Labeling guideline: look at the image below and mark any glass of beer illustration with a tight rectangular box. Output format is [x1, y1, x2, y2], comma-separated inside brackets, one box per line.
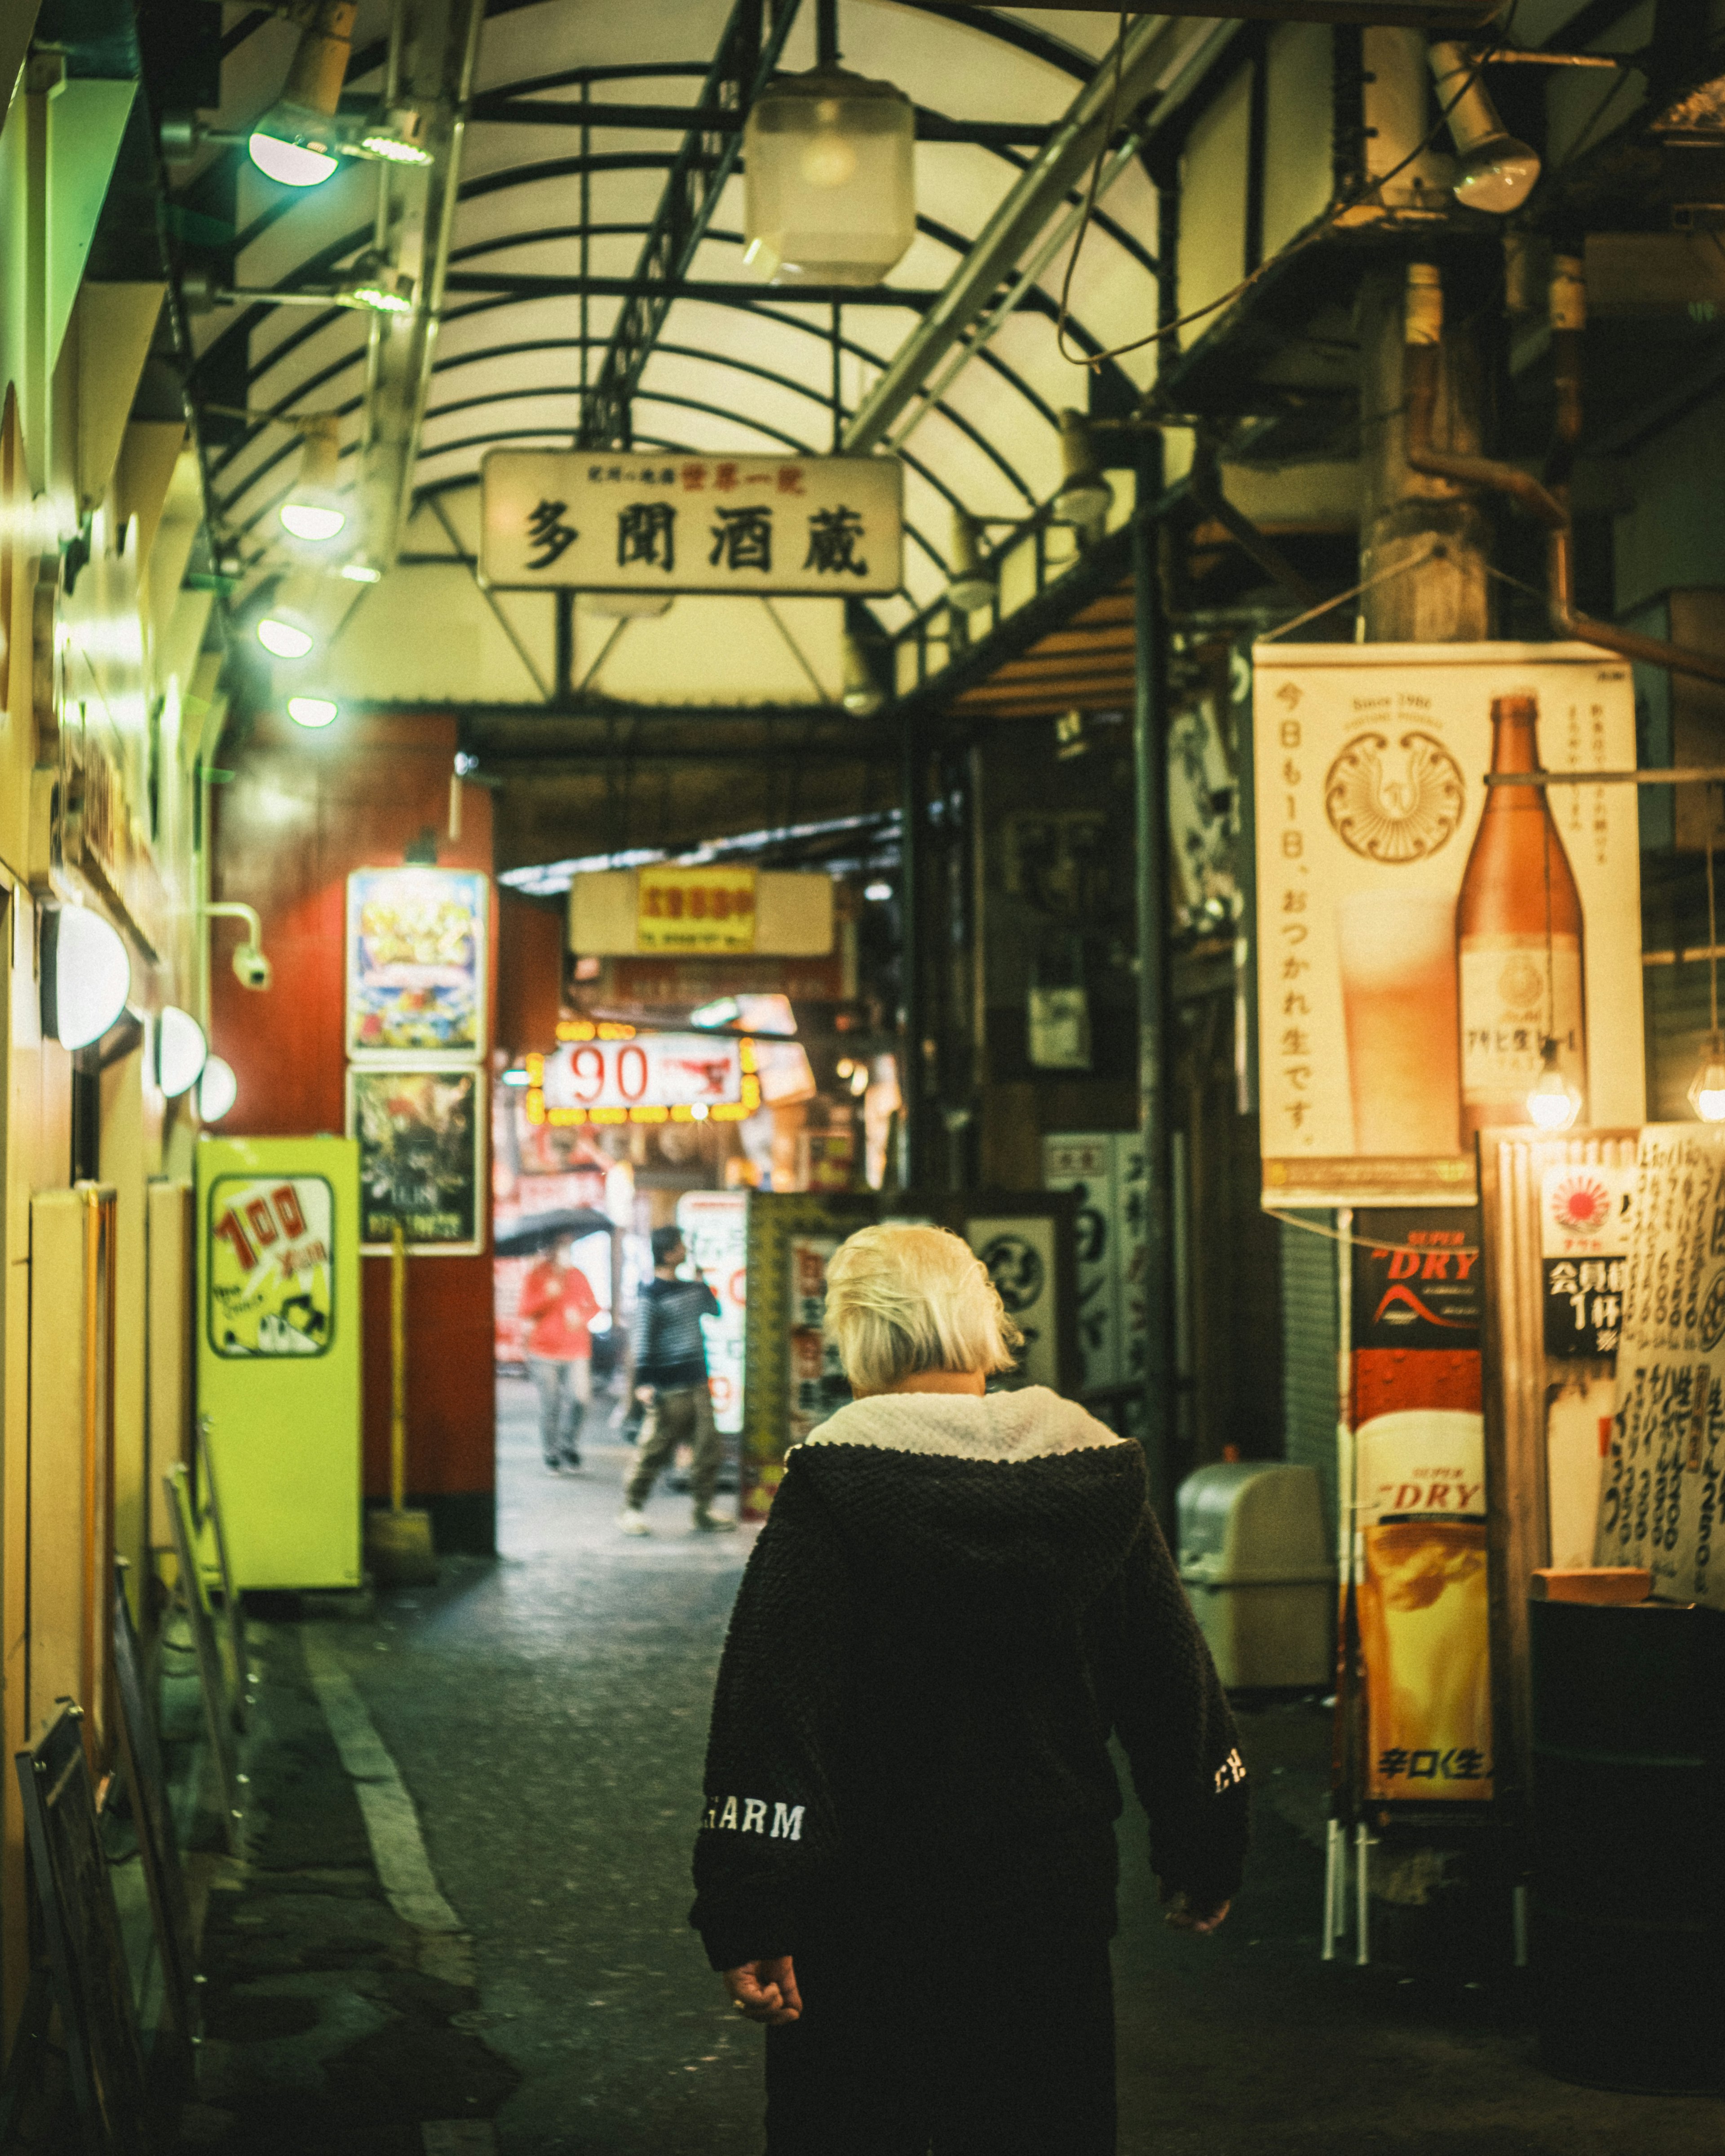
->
[1337, 891, 1461, 1156]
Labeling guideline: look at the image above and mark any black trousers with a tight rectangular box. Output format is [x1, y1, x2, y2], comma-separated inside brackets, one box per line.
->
[763, 1924, 1116, 2156]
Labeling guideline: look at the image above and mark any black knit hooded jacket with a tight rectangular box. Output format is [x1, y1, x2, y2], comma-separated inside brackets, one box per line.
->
[690, 1387, 1248, 1972]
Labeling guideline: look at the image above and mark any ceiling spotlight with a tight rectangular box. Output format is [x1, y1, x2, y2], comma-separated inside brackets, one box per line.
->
[337, 250, 414, 315]
[287, 695, 339, 729]
[1053, 411, 1113, 530]
[43, 907, 132, 1050]
[156, 1006, 209, 1099]
[1428, 41, 1540, 215]
[743, 66, 916, 287]
[840, 629, 885, 717]
[947, 512, 995, 612]
[358, 107, 433, 166]
[247, 0, 356, 189]
[257, 613, 316, 660]
[340, 560, 382, 583]
[198, 1055, 239, 1123]
[279, 415, 346, 543]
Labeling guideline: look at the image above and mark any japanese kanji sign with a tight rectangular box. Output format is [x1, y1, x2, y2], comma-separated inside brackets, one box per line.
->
[1540, 1162, 1633, 1359]
[479, 450, 902, 595]
[1252, 642, 1645, 1209]
[638, 865, 757, 953]
[1596, 1126, 1725, 1611]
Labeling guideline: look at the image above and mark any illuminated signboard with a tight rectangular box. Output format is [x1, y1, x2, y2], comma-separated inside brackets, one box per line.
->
[525, 1023, 761, 1127]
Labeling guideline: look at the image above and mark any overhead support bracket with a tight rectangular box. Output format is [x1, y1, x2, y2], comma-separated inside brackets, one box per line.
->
[580, 0, 804, 451]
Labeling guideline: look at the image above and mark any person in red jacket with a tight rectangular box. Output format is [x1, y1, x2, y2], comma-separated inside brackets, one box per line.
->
[519, 1236, 601, 1471]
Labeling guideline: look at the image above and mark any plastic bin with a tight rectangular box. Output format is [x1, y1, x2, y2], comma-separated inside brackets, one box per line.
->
[1176, 1462, 1334, 1689]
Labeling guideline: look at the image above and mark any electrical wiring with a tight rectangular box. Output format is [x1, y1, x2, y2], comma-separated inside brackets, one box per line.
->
[1055, 3, 1524, 376]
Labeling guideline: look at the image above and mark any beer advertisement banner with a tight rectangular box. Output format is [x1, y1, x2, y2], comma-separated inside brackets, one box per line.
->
[1350, 1211, 1492, 1802]
[1596, 1126, 1725, 1610]
[1252, 643, 1644, 1209]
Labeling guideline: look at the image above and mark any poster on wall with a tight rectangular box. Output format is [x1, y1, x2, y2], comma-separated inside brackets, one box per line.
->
[346, 1065, 485, 1254]
[346, 866, 489, 1061]
[206, 1175, 335, 1357]
[1349, 1210, 1491, 1803]
[678, 1192, 748, 1436]
[1252, 644, 1644, 1208]
[1596, 1126, 1725, 1610]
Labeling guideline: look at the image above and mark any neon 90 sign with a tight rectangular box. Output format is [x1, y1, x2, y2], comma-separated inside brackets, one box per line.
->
[524, 1032, 760, 1128]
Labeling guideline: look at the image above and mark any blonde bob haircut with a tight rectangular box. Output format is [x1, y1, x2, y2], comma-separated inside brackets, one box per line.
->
[823, 1222, 1022, 1391]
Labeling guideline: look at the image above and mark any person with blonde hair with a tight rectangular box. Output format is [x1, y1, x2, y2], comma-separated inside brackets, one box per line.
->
[690, 1220, 1247, 2155]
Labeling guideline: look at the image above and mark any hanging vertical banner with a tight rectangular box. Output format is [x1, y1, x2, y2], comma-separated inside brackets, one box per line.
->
[1596, 1126, 1725, 1610]
[677, 1191, 748, 1437]
[1351, 1209, 1492, 1802]
[1252, 644, 1643, 1208]
[1042, 1135, 1120, 1393]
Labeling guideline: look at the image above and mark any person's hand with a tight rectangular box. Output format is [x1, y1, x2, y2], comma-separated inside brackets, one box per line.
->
[1163, 1890, 1230, 1935]
[724, 1956, 802, 2026]
[634, 1385, 655, 1405]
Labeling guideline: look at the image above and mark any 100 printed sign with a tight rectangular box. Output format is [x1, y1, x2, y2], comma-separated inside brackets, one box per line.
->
[480, 449, 903, 595]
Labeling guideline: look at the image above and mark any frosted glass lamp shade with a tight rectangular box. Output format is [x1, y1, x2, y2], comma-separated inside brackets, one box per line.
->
[156, 1006, 208, 1098]
[744, 68, 915, 288]
[43, 907, 132, 1049]
[199, 1056, 239, 1123]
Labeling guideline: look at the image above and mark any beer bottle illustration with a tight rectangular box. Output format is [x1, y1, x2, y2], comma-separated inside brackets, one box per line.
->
[1456, 693, 1585, 1142]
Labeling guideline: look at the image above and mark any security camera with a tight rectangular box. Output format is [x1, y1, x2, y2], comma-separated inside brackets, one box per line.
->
[233, 944, 273, 992]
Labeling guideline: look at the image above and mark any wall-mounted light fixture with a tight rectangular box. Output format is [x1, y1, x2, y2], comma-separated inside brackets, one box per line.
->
[43, 907, 132, 1050]
[1053, 411, 1113, 531]
[199, 1055, 239, 1123]
[156, 1007, 209, 1098]
[257, 610, 317, 660]
[288, 694, 340, 729]
[946, 512, 996, 612]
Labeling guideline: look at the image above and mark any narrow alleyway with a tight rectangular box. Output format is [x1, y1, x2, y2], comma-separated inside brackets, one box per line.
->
[184, 1385, 1725, 2154]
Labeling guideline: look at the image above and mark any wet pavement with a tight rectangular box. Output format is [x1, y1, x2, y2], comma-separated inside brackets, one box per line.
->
[180, 1376, 1725, 2153]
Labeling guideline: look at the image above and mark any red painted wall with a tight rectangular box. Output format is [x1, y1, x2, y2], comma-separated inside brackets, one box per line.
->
[210, 711, 497, 1549]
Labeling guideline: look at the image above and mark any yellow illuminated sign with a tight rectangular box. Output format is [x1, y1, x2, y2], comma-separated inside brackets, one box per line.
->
[637, 866, 757, 952]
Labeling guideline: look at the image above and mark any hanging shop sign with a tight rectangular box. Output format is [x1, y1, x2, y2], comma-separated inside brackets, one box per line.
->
[346, 1065, 485, 1254]
[346, 866, 489, 1061]
[1596, 1126, 1725, 1611]
[638, 865, 757, 953]
[1043, 1135, 1121, 1395]
[1541, 1161, 1633, 1360]
[968, 1214, 1062, 1392]
[524, 1030, 757, 1127]
[479, 449, 903, 596]
[1251, 643, 1644, 1208]
[206, 1175, 335, 1357]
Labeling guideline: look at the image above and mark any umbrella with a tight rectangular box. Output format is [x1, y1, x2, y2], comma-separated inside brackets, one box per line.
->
[494, 1206, 615, 1257]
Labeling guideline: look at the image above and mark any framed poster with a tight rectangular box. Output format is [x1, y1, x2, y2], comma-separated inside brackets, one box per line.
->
[346, 866, 489, 1062]
[1252, 643, 1644, 1207]
[345, 1065, 485, 1254]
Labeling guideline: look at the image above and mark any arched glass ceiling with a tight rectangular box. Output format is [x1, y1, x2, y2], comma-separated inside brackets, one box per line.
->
[189, 1, 1172, 686]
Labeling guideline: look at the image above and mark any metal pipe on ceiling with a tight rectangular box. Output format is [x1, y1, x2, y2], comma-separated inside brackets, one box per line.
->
[843, 12, 1235, 454]
[349, 0, 485, 578]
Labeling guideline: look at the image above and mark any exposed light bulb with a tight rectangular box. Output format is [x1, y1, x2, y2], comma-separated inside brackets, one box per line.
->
[864, 880, 892, 902]
[280, 500, 345, 543]
[1526, 1038, 1582, 1132]
[257, 615, 316, 659]
[1689, 1035, 1725, 1123]
[248, 129, 340, 187]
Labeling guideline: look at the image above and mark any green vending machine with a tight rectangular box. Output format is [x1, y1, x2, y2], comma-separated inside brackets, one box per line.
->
[195, 1136, 363, 1589]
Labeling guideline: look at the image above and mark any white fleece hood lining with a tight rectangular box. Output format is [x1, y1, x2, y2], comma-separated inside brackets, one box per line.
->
[797, 1385, 1127, 1465]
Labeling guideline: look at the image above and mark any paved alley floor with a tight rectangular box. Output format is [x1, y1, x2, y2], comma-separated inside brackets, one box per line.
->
[184, 1376, 1724, 2154]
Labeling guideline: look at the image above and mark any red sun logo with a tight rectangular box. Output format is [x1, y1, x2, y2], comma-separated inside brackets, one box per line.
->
[1551, 1174, 1610, 1234]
